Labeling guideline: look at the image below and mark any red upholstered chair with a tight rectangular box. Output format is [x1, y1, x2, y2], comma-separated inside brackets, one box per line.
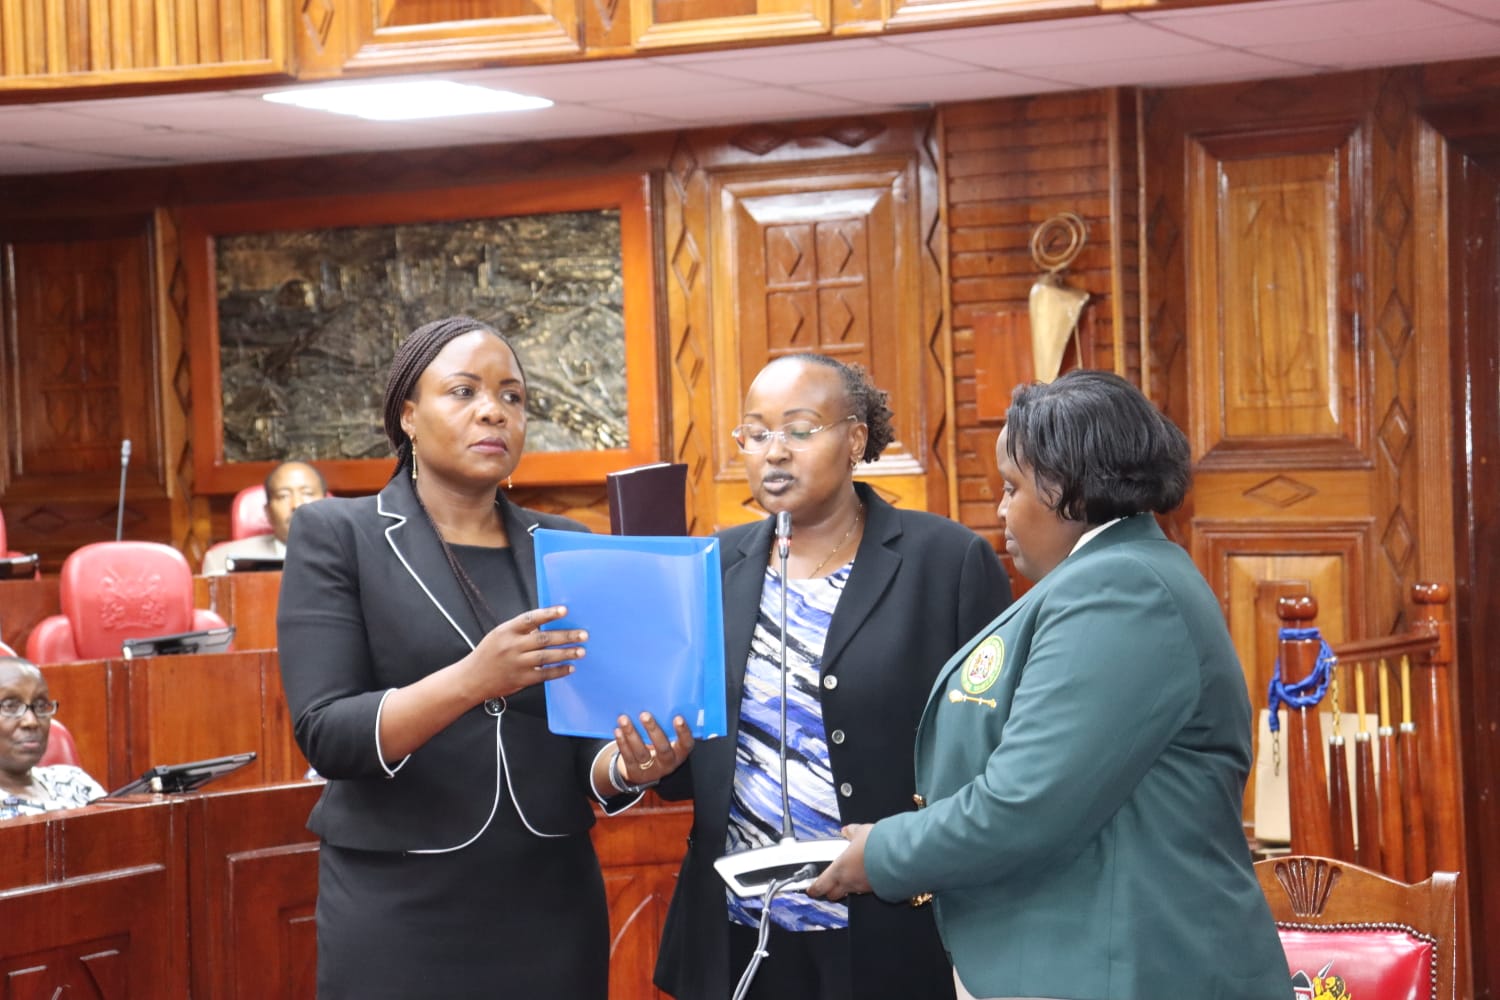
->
[23, 541, 231, 664]
[231, 485, 273, 539]
[1256, 855, 1458, 1000]
[38, 718, 81, 768]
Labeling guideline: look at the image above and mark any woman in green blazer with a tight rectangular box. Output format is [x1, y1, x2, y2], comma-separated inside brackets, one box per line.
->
[810, 369, 1291, 1000]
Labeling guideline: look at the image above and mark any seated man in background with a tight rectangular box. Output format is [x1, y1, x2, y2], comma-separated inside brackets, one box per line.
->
[0, 655, 105, 819]
[202, 461, 328, 576]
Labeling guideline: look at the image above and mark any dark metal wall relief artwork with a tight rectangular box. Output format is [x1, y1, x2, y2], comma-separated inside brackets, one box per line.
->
[183, 174, 660, 493]
[214, 210, 625, 463]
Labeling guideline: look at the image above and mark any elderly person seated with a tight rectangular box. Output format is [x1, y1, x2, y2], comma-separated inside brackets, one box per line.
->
[201, 460, 328, 575]
[0, 655, 105, 820]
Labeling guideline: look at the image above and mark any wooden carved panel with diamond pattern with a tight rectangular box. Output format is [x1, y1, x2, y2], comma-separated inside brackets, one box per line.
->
[711, 162, 927, 499]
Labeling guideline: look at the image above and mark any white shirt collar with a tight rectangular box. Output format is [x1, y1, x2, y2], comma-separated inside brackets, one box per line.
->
[1069, 516, 1127, 556]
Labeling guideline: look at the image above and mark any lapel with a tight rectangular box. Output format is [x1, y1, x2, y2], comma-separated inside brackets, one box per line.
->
[377, 476, 544, 649]
[820, 483, 901, 674]
[722, 518, 773, 727]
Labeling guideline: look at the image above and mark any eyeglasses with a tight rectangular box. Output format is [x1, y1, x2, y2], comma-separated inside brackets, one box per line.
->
[732, 415, 857, 454]
[0, 697, 59, 720]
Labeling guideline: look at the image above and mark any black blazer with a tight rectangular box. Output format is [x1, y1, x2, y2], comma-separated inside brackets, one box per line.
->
[277, 474, 620, 853]
[653, 483, 1012, 1000]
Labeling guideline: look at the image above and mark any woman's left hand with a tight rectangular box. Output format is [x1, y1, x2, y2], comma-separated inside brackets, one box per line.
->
[807, 823, 873, 900]
[613, 711, 695, 786]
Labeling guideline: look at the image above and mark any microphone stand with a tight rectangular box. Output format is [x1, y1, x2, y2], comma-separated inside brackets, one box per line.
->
[714, 510, 848, 899]
[115, 439, 131, 542]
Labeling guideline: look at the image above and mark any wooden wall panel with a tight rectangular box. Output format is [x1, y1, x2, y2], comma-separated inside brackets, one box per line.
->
[0, 219, 171, 571]
[0, 0, 285, 88]
[341, 0, 581, 71]
[629, 0, 830, 50]
[940, 92, 1125, 568]
[1186, 127, 1365, 469]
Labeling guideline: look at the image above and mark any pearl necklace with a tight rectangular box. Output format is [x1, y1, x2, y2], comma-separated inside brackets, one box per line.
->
[809, 505, 864, 577]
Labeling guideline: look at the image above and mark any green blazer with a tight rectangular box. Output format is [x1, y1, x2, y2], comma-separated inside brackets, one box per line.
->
[864, 515, 1291, 1000]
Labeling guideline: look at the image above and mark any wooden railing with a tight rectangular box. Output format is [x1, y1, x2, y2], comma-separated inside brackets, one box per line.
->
[1274, 582, 1462, 882]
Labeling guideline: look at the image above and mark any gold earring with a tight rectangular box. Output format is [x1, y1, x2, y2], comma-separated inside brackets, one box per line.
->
[850, 456, 858, 472]
[410, 441, 419, 481]
[505, 476, 513, 490]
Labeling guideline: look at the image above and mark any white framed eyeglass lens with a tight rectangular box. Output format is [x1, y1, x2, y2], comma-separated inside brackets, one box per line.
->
[731, 414, 857, 454]
[0, 697, 59, 719]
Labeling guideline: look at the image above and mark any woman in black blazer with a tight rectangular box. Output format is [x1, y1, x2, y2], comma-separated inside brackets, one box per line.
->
[653, 355, 1012, 1000]
[278, 316, 693, 999]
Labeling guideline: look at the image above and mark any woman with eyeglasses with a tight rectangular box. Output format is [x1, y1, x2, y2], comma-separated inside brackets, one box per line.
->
[653, 354, 1013, 1000]
[0, 655, 104, 820]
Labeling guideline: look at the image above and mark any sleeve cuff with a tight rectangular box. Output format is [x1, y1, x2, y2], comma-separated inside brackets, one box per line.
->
[374, 688, 412, 777]
[589, 743, 643, 815]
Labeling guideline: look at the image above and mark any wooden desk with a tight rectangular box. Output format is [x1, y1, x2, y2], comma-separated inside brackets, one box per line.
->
[0, 799, 189, 996]
[186, 782, 322, 999]
[41, 650, 307, 791]
[593, 798, 693, 999]
[0, 574, 60, 655]
[196, 570, 282, 651]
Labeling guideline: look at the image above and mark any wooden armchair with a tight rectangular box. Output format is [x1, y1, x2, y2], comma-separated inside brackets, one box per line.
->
[1274, 582, 1461, 882]
[1257, 855, 1458, 1000]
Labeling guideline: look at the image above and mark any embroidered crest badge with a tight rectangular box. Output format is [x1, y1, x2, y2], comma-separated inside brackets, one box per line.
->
[960, 635, 1004, 695]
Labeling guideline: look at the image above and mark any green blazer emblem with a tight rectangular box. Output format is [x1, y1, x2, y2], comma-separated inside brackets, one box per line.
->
[960, 635, 1005, 695]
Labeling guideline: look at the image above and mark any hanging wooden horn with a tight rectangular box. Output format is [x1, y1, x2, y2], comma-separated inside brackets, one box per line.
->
[1028, 212, 1090, 383]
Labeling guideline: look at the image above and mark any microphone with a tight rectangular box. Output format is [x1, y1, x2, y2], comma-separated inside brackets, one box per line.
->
[713, 509, 848, 899]
[115, 439, 131, 542]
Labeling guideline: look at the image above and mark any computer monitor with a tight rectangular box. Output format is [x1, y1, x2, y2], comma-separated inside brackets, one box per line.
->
[120, 625, 236, 659]
[225, 555, 283, 573]
[103, 751, 257, 797]
[0, 554, 39, 579]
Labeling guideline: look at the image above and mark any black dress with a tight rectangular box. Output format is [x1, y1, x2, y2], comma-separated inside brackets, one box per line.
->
[315, 546, 610, 1000]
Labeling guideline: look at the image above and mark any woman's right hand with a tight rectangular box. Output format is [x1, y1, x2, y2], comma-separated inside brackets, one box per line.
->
[466, 605, 586, 700]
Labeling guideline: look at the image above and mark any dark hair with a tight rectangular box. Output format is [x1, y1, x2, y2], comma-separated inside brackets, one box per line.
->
[380, 316, 526, 634]
[1004, 369, 1190, 522]
[382, 315, 524, 480]
[263, 460, 326, 496]
[774, 353, 894, 462]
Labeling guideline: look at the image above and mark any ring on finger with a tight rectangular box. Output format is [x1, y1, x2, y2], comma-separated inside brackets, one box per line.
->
[637, 757, 656, 771]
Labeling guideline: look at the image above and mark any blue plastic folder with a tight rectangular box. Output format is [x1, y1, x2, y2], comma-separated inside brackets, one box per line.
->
[533, 529, 727, 740]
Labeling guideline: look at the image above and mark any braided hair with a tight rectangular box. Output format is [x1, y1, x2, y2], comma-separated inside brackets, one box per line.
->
[382, 315, 526, 481]
[773, 353, 895, 462]
[381, 315, 527, 633]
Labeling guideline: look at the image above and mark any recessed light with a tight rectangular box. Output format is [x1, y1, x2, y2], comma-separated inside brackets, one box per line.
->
[262, 80, 552, 121]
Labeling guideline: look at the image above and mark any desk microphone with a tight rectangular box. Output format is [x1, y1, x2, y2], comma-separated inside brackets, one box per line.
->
[713, 510, 848, 898]
[115, 439, 131, 542]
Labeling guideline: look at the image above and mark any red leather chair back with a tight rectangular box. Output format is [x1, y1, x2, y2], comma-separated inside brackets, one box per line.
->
[62, 542, 199, 660]
[38, 718, 81, 768]
[231, 486, 272, 540]
[0, 506, 6, 552]
[1280, 927, 1434, 999]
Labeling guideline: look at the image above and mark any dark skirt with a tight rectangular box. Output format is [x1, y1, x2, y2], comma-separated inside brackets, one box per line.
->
[315, 801, 608, 1000]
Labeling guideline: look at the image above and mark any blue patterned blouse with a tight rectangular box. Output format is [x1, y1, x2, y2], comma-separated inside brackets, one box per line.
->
[725, 561, 852, 931]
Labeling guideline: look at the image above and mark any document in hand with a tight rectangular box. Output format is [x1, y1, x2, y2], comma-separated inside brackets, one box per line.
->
[533, 528, 728, 740]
